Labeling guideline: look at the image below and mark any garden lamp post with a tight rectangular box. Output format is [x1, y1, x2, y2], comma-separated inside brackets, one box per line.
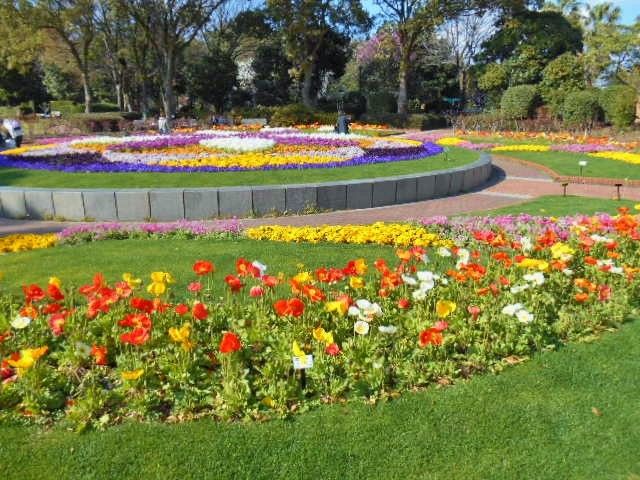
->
[578, 160, 587, 181]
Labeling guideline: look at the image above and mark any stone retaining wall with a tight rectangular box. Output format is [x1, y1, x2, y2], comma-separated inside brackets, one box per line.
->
[0, 154, 492, 221]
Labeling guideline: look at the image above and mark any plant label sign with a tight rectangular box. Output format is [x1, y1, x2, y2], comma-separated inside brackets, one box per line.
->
[292, 355, 314, 370]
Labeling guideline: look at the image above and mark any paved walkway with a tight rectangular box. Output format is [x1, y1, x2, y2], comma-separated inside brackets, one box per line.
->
[1, 156, 638, 235]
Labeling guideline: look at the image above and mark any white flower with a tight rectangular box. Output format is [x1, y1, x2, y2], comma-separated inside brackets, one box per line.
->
[199, 137, 275, 152]
[510, 284, 530, 294]
[401, 274, 418, 286]
[378, 325, 398, 334]
[523, 272, 545, 286]
[11, 315, 31, 329]
[590, 234, 611, 243]
[75, 342, 92, 357]
[502, 303, 524, 316]
[515, 309, 534, 324]
[354, 320, 370, 335]
[252, 260, 267, 275]
[520, 236, 533, 252]
[416, 271, 437, 282]
[456, 248, 470, 268]
[610, 266, 624, 275]
[562, 269, 574, 276]
[412, 289, 427, 301]
[349, 300, 383, 321]
[420, 254, 430, 264]
[437, 247, 452, 257]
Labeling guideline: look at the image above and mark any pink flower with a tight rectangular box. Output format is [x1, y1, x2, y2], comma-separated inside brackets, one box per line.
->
[187, 282, 202, 293]
[433, 321, 449, 332]
[250, 286, 265, 297]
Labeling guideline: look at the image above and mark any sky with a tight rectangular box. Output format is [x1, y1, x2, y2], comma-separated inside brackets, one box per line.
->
[363, 1, 639, 26]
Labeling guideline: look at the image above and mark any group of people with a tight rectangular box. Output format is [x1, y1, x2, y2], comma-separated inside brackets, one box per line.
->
[0, 118, 23, 148]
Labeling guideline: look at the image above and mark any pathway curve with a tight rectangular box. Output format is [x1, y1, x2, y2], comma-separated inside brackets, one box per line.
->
[1, 155, 638, 235]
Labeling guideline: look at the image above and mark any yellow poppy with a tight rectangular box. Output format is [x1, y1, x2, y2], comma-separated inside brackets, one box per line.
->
[121, 369, 144, 381]
[436, 300, 457, 318]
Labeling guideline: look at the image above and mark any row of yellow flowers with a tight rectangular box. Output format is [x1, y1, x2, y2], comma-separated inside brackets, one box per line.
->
[245, 223, 452, 247]
[589, 151, 640, 165]
[0, 233, 57, 253]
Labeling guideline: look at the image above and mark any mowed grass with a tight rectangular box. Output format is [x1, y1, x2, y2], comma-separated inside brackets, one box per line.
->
[0, 148, 477, 188]
[496, 150, 640, 180]
[1, 316, 638, 479]
[476, 195, 637, 217]
[0, 238, 396, 295]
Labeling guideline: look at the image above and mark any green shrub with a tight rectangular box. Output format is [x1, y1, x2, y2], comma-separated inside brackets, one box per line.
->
[599, 85, 637, 129]
[540, 53, 586, 117]
[91, 102, 120, 113]
[500, 85, 539, 120]
[232, 105, 276, 120]
[314, 112, 338, 125]
[342, 91, 367, 118]
[562, 90, 601, 130]
[269, 103, 315, 126]
[366, 91, 397, 114]
[50, 100, 83, 115]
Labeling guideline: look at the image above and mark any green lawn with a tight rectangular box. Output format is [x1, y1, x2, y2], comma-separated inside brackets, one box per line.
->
[477, 195, 637, 217]
[0, 148, 477, 188]
[0, 238, 396, 295]
[497, 150, 640, 180]
[1, 315, 638, 479]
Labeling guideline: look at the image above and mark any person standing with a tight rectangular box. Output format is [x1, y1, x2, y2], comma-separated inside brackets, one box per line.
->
[3, 118, 23, 147]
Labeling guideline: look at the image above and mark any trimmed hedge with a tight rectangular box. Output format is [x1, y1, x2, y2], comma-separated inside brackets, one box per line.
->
[562, 90, 601, 131]
[599, 85, 637, 129]
[500, 85, 539, 120]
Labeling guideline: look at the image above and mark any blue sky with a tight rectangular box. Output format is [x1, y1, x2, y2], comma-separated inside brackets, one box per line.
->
[363, 1, 639, 25]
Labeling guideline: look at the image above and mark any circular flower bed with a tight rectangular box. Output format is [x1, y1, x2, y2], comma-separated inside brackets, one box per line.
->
[0, 129, 443, 173]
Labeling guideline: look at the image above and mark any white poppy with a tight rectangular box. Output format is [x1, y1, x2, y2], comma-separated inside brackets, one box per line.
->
[10, 315, 31, 329]
[354, 320, 370, 335]
[378, 325, 398, 334]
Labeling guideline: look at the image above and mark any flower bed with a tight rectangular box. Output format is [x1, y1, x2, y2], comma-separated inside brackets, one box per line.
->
[1, 210, 639, 427]
[0, 129, 444, 174]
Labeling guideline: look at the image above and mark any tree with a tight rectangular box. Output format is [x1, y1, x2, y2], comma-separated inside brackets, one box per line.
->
[539, 52, 585, 116]
[118, 0, 230, 117]
[373, 0, 469, 115]
[185, 46, 237, 112]
[18, 0, 97, 113]
[441, 10, 495, 103]
[251, 42, 293, 105]
[268, 0, 370, 108]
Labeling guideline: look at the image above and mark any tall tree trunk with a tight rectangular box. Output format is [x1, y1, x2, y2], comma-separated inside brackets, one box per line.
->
[81, 70, 92, 114]
[162, 52, 176, 117]
[397, 56, 409, 115]
[301, 62, 315, 108]
[140, 78, 148, 120]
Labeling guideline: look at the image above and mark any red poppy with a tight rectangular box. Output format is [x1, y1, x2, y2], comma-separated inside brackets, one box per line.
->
[91, 345, 108, 365]
[225, 274, 244, 292]
[87, 297, 110, 319]
[273, 298, 305, 317]
[325, 343, 341, 356]
[0, 331, 10, 343]
[302, 285, 325, 302]
[468, 305, 481, 321]
[48, 313, 67, 337]
[193, 260, 215, 276]
[119, 313, 152, 329]
[419, 327, 443, 347]
[598, 285, 611, 302]
[79, 273, 106, 298]
[315, 267, 345, 284]
[120, 327, 150, 346]
[192, 302, 208, 320]
[236, 258, 260, 277]
[261, 275, 278, 288]
[188, 281, 202, 293]
[114, 281, 133, 298]
[397, 298, 411, 309]
[152, 298, 170, 314]
[47, 284, 65, 301]
[22, 284, 45, 303]
[250, 286, 265, 297]
[174, 303, 189, 315]
[1, 359, 14, 380]
[42, 302, 62, 315]
[130, 297, 155, 314]
[219, 332, 242, 354]
[20, 303, 39, 319]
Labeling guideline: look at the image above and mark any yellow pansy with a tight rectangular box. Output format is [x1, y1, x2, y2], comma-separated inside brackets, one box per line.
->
[312, 327, 334, 345]
[121, 369, 144, 381]
[550, 242, 575, 260]
[436, 300, 457, 318]
[122, 272, 142, 288]
[349, 276, 365, 289]
[169, 323, 193, 351]
[7, 346, 48, 372]
[517, 258, 550, 271]
[147, 282, 167, 296]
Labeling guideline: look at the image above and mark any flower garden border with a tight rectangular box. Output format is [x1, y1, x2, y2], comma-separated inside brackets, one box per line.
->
[0, 154, 492, 221]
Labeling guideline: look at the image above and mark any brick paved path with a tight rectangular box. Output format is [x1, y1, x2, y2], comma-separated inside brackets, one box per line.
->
[1, 155, 638, 235]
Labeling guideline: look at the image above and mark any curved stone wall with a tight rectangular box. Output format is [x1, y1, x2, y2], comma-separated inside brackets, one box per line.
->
[0, 154, 492, 221]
